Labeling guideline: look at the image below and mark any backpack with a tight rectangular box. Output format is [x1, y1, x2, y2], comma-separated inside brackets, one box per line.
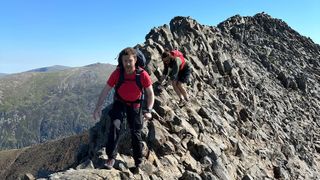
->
[115, 48, 147, 105]
[135, 48, 146, 68]
[170, 50, 186, 70]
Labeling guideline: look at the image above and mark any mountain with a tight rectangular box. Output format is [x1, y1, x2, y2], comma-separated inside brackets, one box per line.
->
[1, 13, 320, 179]
[0, 65, 69, 78]
[0, 63, 115, 150]
[26, 65, 71, 73]
[0, 73, 7, 78]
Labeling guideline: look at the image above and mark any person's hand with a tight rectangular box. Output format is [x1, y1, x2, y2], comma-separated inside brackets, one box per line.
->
[156, 84, 164, 92]
[159, 76, 165, 84]
[93, 106, 102, 120]
[143, 112, 152, 120]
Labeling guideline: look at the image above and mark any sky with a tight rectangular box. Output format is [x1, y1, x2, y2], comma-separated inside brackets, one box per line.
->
[0, 0, 319, 74]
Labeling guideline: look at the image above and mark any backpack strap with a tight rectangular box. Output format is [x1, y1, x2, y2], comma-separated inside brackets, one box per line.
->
[114, 67, 125, 93]
[179, 57, 186, 70]
[135, 67, 143, 91]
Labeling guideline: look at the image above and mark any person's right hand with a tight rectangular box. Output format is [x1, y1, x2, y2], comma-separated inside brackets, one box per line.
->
[143, 112, 152, 120]
[93, 106, 102, 120]
[156, 84, 163, 92]
[159, 76, 165, 84]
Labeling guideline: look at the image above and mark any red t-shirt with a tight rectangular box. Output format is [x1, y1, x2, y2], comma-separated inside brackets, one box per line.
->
[107, 68, 152, 103]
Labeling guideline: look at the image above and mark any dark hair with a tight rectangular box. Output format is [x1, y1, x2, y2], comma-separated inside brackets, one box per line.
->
[118, 47, 137, 66]
[161, 48, 171, 59]
[119, 47, 137, 59]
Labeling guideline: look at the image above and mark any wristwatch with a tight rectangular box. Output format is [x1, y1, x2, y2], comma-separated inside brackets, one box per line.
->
[143, 108, 152, 113]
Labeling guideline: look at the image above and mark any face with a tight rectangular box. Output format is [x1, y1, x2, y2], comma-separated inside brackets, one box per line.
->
[162, 56, 170, 64]
[122, 54, 136, 73]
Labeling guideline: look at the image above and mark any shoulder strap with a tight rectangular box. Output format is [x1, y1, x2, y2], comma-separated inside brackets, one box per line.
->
[115, 67, 124, 92]
[135, 68, 145, 107]
[135, 68, 143, 91]
[115, 67, 143, 92]
[179, 57, 186, 70]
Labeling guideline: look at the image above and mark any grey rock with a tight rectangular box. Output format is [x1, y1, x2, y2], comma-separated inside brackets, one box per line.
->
[242, 174, 254, 180]
[179, 170, 202, 180]
[76, 159, 94, 170]
[22, 173, 35, 180]
[212, 158, 231, 180]
[201, 172, 219, 180]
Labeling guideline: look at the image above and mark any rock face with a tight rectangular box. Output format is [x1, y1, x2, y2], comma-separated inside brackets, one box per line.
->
[1, 13, 319, 179]
[74, 13, 320, 179]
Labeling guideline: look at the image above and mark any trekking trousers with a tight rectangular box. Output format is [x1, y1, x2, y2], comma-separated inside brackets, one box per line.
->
[106, 100, 143, 166]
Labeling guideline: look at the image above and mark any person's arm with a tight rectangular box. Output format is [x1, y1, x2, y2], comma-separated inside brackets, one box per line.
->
[93, 84, 112, 120]
[160, 65, 169, 83]
[163, 65, 169, 76]
[143, 85, 154, 120]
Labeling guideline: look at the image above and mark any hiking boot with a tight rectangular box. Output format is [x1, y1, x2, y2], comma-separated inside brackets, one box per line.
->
[104, 158, 115, 169]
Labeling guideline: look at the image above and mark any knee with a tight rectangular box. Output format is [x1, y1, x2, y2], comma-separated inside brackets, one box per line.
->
[177, 82, 183, 88]
[172, 80, 177, 87]
[113, 119, 121, 130]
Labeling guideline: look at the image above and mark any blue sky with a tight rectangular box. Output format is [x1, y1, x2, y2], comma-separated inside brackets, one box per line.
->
[0, 0, 319, 74]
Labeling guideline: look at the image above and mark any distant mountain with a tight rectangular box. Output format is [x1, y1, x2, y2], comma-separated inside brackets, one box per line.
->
[0, 63, 115, 150]
[26, 65, 71, 73]
[0, 73, 7, 78]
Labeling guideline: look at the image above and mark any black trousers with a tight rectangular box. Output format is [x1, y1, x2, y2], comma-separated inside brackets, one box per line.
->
[178, 64, 191, 83]
[106, 100, 143, 166]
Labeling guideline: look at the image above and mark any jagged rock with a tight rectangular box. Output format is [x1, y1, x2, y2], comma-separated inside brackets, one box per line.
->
[212, 158, 232, 180]
[22, 173, 35, 180]
[48, 168, 124, 180]
[201, 171, 219, 180]
[76, 159, 94, 170]
[273, 165, 283, 179]
[147, 120, 171, 156]
[223, 59, 234, 75]
[187, 138, 212, 160]
[179, 170, 202, 180]
[198, 107, 211, 119]
[239, 108, 250, 121]
[295, 73, 308, 92]
[181, 151, 202, 173]
[242, 174, 253, 180]
[235, 142, 246, 157]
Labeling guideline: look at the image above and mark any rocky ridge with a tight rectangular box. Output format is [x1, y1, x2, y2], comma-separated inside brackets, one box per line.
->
[2, 13, 320, 179]
[51, 13, 320, 179]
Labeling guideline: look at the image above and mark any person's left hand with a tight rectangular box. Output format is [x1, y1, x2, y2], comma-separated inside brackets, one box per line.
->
[159, 76, 165, 84]
[143, 112, 152, 120]
[93, 106, 102, 120]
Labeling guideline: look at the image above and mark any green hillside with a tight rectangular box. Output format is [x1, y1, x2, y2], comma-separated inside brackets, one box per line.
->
[0, 63, 115, 150]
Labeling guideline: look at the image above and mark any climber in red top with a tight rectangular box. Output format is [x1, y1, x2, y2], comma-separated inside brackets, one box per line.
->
[159, 48, 191, 106]
[93, 47, 154, 174]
